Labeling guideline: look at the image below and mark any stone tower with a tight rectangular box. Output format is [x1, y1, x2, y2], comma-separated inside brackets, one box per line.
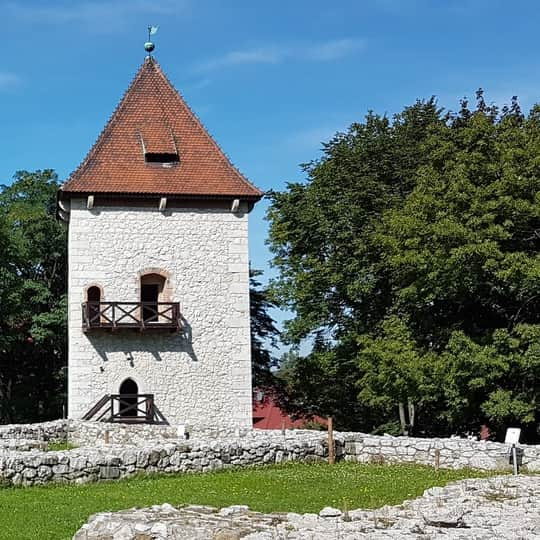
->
[58, 57, 262, 429]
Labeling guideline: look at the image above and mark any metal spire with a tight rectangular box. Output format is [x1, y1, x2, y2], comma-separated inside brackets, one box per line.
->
[144, 25, 159, 57]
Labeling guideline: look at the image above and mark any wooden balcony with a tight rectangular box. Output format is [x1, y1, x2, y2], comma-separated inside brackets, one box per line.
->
[81, 394, 168, 424]
[82, 301, 181, 332]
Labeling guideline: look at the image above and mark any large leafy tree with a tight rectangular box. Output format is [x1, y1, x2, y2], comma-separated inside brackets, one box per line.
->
[0, 170, 67, 423]
[268, 92, 540, 439]
[356, 316, 437, 435]
[378, 94, 540, 347]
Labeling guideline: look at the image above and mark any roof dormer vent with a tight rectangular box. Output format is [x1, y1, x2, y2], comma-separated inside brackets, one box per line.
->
[139, 125, 179, 167]
[144, 152, 179, 165]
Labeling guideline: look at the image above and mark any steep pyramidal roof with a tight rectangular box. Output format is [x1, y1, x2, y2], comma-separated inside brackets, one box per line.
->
[60, 57, 262, 200]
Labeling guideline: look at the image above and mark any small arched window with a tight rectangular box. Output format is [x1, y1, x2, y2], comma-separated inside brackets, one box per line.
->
[86, 286, 101, 326]
[119, 378, 139, 418]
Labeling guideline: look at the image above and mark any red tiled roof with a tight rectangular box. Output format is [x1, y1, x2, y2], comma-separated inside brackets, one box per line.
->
[252, 394, 328, 430]
[60, 57, 263, 199]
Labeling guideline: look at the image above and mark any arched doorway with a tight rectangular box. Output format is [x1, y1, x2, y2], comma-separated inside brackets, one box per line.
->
[140, 273, 166, 322]
[86, 286, 101, 326]
[119, 378, 138, 418]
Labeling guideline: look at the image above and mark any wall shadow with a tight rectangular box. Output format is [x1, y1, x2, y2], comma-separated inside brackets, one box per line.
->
[86, 316, 198, 364]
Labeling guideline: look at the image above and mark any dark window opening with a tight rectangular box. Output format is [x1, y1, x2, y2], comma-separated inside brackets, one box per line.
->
[87, 286, 101, 325]
[140, 273, 166, 323]
[119, 378, 138, 417]
[145, 152, 179, 164]
[141, 284, 160, 322]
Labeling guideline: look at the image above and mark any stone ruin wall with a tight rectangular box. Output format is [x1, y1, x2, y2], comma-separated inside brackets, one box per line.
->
[0, 420, 538, 487]
[67, 421, 253, 446]
[0, 420, 67, 442]
[74, 475, 540, 539]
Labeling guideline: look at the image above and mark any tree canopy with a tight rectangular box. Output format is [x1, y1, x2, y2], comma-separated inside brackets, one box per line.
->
[0, 170, 67, 422]
[269, 91, 540, 440]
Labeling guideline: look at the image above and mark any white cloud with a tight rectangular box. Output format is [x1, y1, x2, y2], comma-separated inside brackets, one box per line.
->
[196, 38, 365, 73]
[2, 0, 185, 27]
[0, 72, 21, 90]
[306, 38, 365, 61]
[197, 48, 281, 72]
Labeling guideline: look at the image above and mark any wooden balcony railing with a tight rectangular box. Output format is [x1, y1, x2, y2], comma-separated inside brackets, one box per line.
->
[82, 301, 181, 332]
[81, 394, 168, 424]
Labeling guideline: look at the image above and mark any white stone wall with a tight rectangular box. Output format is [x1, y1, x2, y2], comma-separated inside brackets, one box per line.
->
[0, 420, 67, 441]
[0, 422, 539, 486]
[342, 433, 540, 471]
[67, 199, 252, 429]
[68, 420, 251, 446]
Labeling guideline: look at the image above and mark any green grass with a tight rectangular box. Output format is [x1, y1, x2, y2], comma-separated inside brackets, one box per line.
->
[0, 462, 494, 540]
[45, 442, 77, 452]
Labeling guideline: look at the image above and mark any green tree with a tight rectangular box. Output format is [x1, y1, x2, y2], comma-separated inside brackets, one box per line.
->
[250, 268, 280, 388]
[435, 325, 540, 439]
[276, 344, 375, 430]
[268, 91, 540, 439]
[356, 316, 438, 435]
[378, 93, 540, 348]
[0, 170, 67, 422]
[267, 98, 443, 344]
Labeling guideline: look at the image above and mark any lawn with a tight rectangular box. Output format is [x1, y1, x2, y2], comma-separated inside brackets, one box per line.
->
[0, 462, 494, 540]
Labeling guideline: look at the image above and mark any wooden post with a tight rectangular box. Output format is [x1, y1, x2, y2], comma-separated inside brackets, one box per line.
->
[328, 417, 335, 465]
[434, 448, 440, 470]
[104, 430, 110, 444]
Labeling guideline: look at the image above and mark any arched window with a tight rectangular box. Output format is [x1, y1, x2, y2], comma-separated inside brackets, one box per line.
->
[86, 286, 101, 326]
[119, 378, 138, 418]
[140, 273, 166, 322]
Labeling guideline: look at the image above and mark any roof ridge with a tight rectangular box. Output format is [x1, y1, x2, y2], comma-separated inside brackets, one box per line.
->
[150, 60, 263, 196]
[63, 58, 152, 190]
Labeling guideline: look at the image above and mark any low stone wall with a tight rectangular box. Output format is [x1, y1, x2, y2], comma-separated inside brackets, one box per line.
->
[342, 433, 540, 471]
[68, 422, 181, 447]
[0, 439, 47, 452]
[0, 422, 538, 487]
[0, 432, 329, 486]
[67, 420, 251, 446]
[0, 420, 68, 442]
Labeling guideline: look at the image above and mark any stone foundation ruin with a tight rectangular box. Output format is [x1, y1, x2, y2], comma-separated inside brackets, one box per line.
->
[0, 420, 537, 487]
[74, 475, 540, 539]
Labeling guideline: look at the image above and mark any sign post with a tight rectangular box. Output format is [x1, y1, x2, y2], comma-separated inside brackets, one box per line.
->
[328, 417, 335, 465]
[504, 428, 521, 475]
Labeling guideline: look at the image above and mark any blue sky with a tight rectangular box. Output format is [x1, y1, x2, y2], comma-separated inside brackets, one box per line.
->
[2, 0, 540, 336]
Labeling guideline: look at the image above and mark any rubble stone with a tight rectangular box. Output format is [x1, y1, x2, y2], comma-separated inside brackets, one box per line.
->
[74, 475, 540, 539]
[0, 420, 537, 487]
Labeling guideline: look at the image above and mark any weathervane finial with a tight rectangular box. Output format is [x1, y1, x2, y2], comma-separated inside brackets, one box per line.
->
[144, 25, 159, 57]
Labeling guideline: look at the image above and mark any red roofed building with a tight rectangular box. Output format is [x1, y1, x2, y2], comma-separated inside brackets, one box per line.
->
[253, 390, 328, 430]
[60, 48, 262, 430]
